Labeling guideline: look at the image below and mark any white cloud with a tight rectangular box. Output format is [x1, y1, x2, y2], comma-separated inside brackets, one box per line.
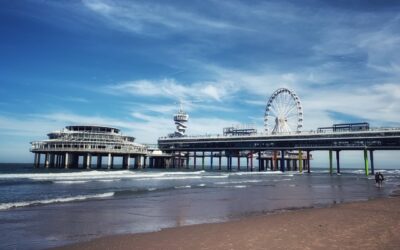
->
[82, 0, 246, 35]
[100, 60, 400, 132]
[106, 78, 238, 102]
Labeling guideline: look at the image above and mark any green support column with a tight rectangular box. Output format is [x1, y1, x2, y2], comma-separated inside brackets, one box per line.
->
[329, 150, 333, 174]
[364, 149, 369, 176]
[298, 149, 303, 173]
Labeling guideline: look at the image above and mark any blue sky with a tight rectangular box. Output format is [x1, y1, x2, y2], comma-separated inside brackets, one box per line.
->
[1, 0, 400, 163]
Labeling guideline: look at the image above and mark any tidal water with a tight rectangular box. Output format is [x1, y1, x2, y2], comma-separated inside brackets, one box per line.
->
[1, 164, 399, 249]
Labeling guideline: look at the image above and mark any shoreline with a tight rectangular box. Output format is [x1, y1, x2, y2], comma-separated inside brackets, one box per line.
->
[55, 195, 400, 250]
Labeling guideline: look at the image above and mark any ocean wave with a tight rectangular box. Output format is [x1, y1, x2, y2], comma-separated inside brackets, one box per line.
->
[230, 171, 283, 176]
[174, 185, 191, 189]
[97, 179, 120, 182]
[136, 176, 202, 181]
[204, 175, 229, 179]
[215, 180, 263, 185]
[163, 170, 206, 175]
[380, 170, 400, 175]
[0, 170, 210, 182]
[0, 192, 114, 210]
[53, 180, 89, 184]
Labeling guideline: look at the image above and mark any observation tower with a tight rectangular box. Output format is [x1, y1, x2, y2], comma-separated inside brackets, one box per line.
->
[172, 103, 189, 137]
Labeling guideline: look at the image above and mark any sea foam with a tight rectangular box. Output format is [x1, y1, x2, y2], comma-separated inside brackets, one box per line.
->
[0, 170, 208, 182]
[0, 192, 114, 210]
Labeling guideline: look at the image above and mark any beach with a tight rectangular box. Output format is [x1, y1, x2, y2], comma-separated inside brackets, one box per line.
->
[56, 196, 400, 250]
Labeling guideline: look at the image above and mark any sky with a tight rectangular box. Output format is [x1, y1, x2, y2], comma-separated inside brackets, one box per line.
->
[0, 0, 400, 163]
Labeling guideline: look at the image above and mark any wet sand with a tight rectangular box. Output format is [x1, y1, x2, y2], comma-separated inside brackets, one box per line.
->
[56, 196, 400, 250]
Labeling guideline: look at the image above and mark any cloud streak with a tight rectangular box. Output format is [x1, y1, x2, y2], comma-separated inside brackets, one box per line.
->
[82, 0, 248, 35]
[106, 78, 238, 102]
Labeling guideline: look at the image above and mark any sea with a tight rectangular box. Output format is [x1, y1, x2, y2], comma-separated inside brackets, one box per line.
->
[1, 163, 399, 249]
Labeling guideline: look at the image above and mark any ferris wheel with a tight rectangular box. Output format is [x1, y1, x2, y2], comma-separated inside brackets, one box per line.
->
[264, 88, 303, 134]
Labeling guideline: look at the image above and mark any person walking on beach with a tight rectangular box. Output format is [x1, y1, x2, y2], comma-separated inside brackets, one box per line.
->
[378, 172, 384, 188]
[375, 172, 380, 187]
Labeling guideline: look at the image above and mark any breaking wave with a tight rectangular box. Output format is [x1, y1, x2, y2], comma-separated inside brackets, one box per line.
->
[0, 192, 114, 210]
[0, 170, 211, 183]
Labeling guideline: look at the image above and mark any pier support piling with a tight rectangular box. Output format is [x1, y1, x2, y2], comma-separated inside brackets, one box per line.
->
[307, 151, 311, 173]
[97, 156, 102, 169]
[218, 152, 222, 170]
[237, 154, 240, 171]
[210, 151, 213, 170]
[107, 153, 111, 169]
[280, 150, 285, 172]
[45, 153, 50, 168]
[370, 150, 375, 175]
[298, 149, 303, 173]
[201, 151, 205, 170]
[329, 150, 333, 174]
[193, 152, 197, 169]
[50, 154, 55, 168]
[336, 150, 340, 174]
[364, 149, 369, 176]
[86, 153, 91, 169]
[273, 151, 277, 171]
[34, 153, 39, 168]
[64, 153, 69, 169]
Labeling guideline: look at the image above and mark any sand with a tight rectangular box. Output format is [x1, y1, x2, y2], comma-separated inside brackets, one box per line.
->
[55, 196, 400, 250]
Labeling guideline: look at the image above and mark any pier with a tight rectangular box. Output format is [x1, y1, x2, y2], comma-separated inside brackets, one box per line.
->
[158, 127, 400, 175]
[155, 88, 400, 175]
[30, 89, 400, 174]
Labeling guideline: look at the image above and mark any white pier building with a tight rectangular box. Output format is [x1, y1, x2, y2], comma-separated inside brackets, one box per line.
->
[31, 125, 147, 169]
